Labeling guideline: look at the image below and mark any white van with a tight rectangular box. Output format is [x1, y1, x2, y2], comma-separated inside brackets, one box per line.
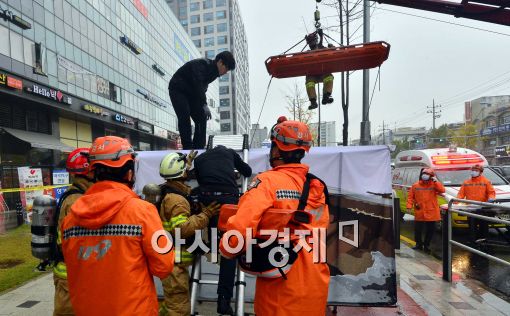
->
[392, 146, 510, 228]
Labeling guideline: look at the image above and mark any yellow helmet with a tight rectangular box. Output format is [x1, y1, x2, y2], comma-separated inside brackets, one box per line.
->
[159, 152, 187, 179]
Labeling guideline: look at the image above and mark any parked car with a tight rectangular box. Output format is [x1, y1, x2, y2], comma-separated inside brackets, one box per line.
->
[490, 165, 510, 182]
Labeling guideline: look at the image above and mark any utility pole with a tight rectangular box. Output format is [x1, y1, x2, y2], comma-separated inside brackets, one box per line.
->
[427, 99, 442, 130]
[360, 0, 371, 145]
[379, 121, 391, 145]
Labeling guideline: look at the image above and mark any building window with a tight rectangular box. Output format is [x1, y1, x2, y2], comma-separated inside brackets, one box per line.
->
[203, 0, 213, 9]
[217, 35, 227, 45]
[221, 123, 231, 132]
[205, 50, 215, 59]
[217, 47, 228, 53]
[216, 10, 227, 19]
[179, 7, 187, 16]
[487, 118, 497, 128]
[220, 111, 230, 119]
[190, 14, 200, 23]
[219, 86, 229, 95]
[191, 27, 201, 36]
[204, 12, 214, 22]
[217, 22, 227, 32]
[220, 98, 230, 107]
[204, 25, 214, 34]
[190, 2, 200, 11]
[216, 0, 226, 7]
[204, 37, 215, 47]
[502, 114, 510, 125]
[192, 39, 201, 48]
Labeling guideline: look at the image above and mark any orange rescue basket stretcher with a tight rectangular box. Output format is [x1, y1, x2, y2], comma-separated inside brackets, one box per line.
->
[265, 41, 391, 79]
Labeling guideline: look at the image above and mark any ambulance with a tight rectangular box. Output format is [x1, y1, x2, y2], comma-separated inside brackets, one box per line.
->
[392, 146, 510, 228]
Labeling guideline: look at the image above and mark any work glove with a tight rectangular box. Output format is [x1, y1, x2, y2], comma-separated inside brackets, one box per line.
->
[201, 201, 221, 218]
[186, 150, 197, 171]
[488, 198, 495, 203]
[203, 105, 212, 120]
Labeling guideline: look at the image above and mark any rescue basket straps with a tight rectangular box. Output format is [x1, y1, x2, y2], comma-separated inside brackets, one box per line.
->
[249, 76, 274, 148]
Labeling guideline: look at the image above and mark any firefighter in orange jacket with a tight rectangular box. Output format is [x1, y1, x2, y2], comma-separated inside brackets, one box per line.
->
[220, 119, 330, 316]
[53, 148, 94, 316]
[158, 152, 220, 316]
[406, 168, 445, 253]
[457, 164, 495, 242]
[62, 136, 174, 316]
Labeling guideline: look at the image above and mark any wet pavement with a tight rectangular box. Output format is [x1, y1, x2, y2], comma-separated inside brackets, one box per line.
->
[400, 214, 510, 298]
[1, 242, 509, 315]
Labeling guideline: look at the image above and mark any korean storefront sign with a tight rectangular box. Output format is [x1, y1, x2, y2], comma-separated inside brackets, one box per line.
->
[120, 35, 143, 55]
[25, 84, 72, 105]
[82, 104, 110, 116]
[136, 88, 169, 108]
[0, 72, 22, 90]
[113, 113, 135, 125]
[137, 121, 153, 134]
[153, 125, 167, 138]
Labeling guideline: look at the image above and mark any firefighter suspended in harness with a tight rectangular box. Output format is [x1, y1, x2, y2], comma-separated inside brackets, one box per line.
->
[157, 152, 221, 316]
[305, 27, 334, 110]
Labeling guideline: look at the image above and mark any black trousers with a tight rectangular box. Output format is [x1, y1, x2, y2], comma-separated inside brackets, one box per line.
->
[469, 217, 489, 242]
[199, 192, 239, 300]
[169, 89, 207, 149]
[415, 221, 436, 248]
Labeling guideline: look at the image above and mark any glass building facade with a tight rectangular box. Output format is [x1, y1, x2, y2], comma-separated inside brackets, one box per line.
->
[0, 0, 219, 214]
[166, 0, 250, 135]
[0, 0, 219, 156]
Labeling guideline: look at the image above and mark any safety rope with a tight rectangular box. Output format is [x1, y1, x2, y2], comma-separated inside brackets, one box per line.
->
[281, 38, 307, 55]
[368, 67, 382, 111]
[249, 76, 274, 148]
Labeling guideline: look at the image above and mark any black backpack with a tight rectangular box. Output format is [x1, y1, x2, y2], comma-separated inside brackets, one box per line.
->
[50, 188, 84, 264]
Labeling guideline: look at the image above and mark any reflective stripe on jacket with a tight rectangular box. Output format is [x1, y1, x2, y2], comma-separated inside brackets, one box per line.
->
[62, 181, 174, 316]
[457, 175, 496, 202]
[160, 181, 210, 265]
[220, 163, 330, 316]
[406, 180, 445, 221]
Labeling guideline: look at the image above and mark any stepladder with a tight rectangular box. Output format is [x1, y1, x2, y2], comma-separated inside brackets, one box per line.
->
[189, 134, 253, 316]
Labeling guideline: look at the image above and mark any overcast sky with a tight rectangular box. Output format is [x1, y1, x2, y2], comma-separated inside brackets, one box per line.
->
[237, 0, 510, 143]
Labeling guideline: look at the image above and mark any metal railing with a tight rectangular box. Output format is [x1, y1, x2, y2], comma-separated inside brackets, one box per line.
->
[442, 198, 510, 282]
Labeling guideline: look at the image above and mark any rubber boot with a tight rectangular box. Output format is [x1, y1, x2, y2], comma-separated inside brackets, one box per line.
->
[322, 92, 334, 105]
[308, 98, 318, 110]
[217, 295, 234, 315]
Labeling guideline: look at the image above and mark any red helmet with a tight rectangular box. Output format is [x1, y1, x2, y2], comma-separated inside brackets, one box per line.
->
[422, 168, 435, 177]
[89, 136, 136, 169]
[277, 116, 288, 124]
[471, 164, 484, 172]
[66, 148, 90, 175]
[271, 120, 312, 152]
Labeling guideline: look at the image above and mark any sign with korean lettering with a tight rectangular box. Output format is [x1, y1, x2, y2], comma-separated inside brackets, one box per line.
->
[120, 35, 143, 55]
[82, 104, 110, 116]
[173, 33, 190, 62]
[96, 77, 111, 99]
[52, 169, 70, 185]
[25, 84, 72, 105]
[113, 113, 135, 125]
[0, 73, 6, 86]
[17, 167, 44, 212]
[153, 126, 167, 138]
[133, 0, 148, 19]
[137, 121, 153, 133]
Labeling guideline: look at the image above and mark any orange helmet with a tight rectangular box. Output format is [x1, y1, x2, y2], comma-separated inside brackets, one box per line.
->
[422, 168, 435, 177]
[88, 136, 136, 169]
[471, 164, 484, 172]
[271, 120, 312, 152]
[66, 148, 90, 175]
